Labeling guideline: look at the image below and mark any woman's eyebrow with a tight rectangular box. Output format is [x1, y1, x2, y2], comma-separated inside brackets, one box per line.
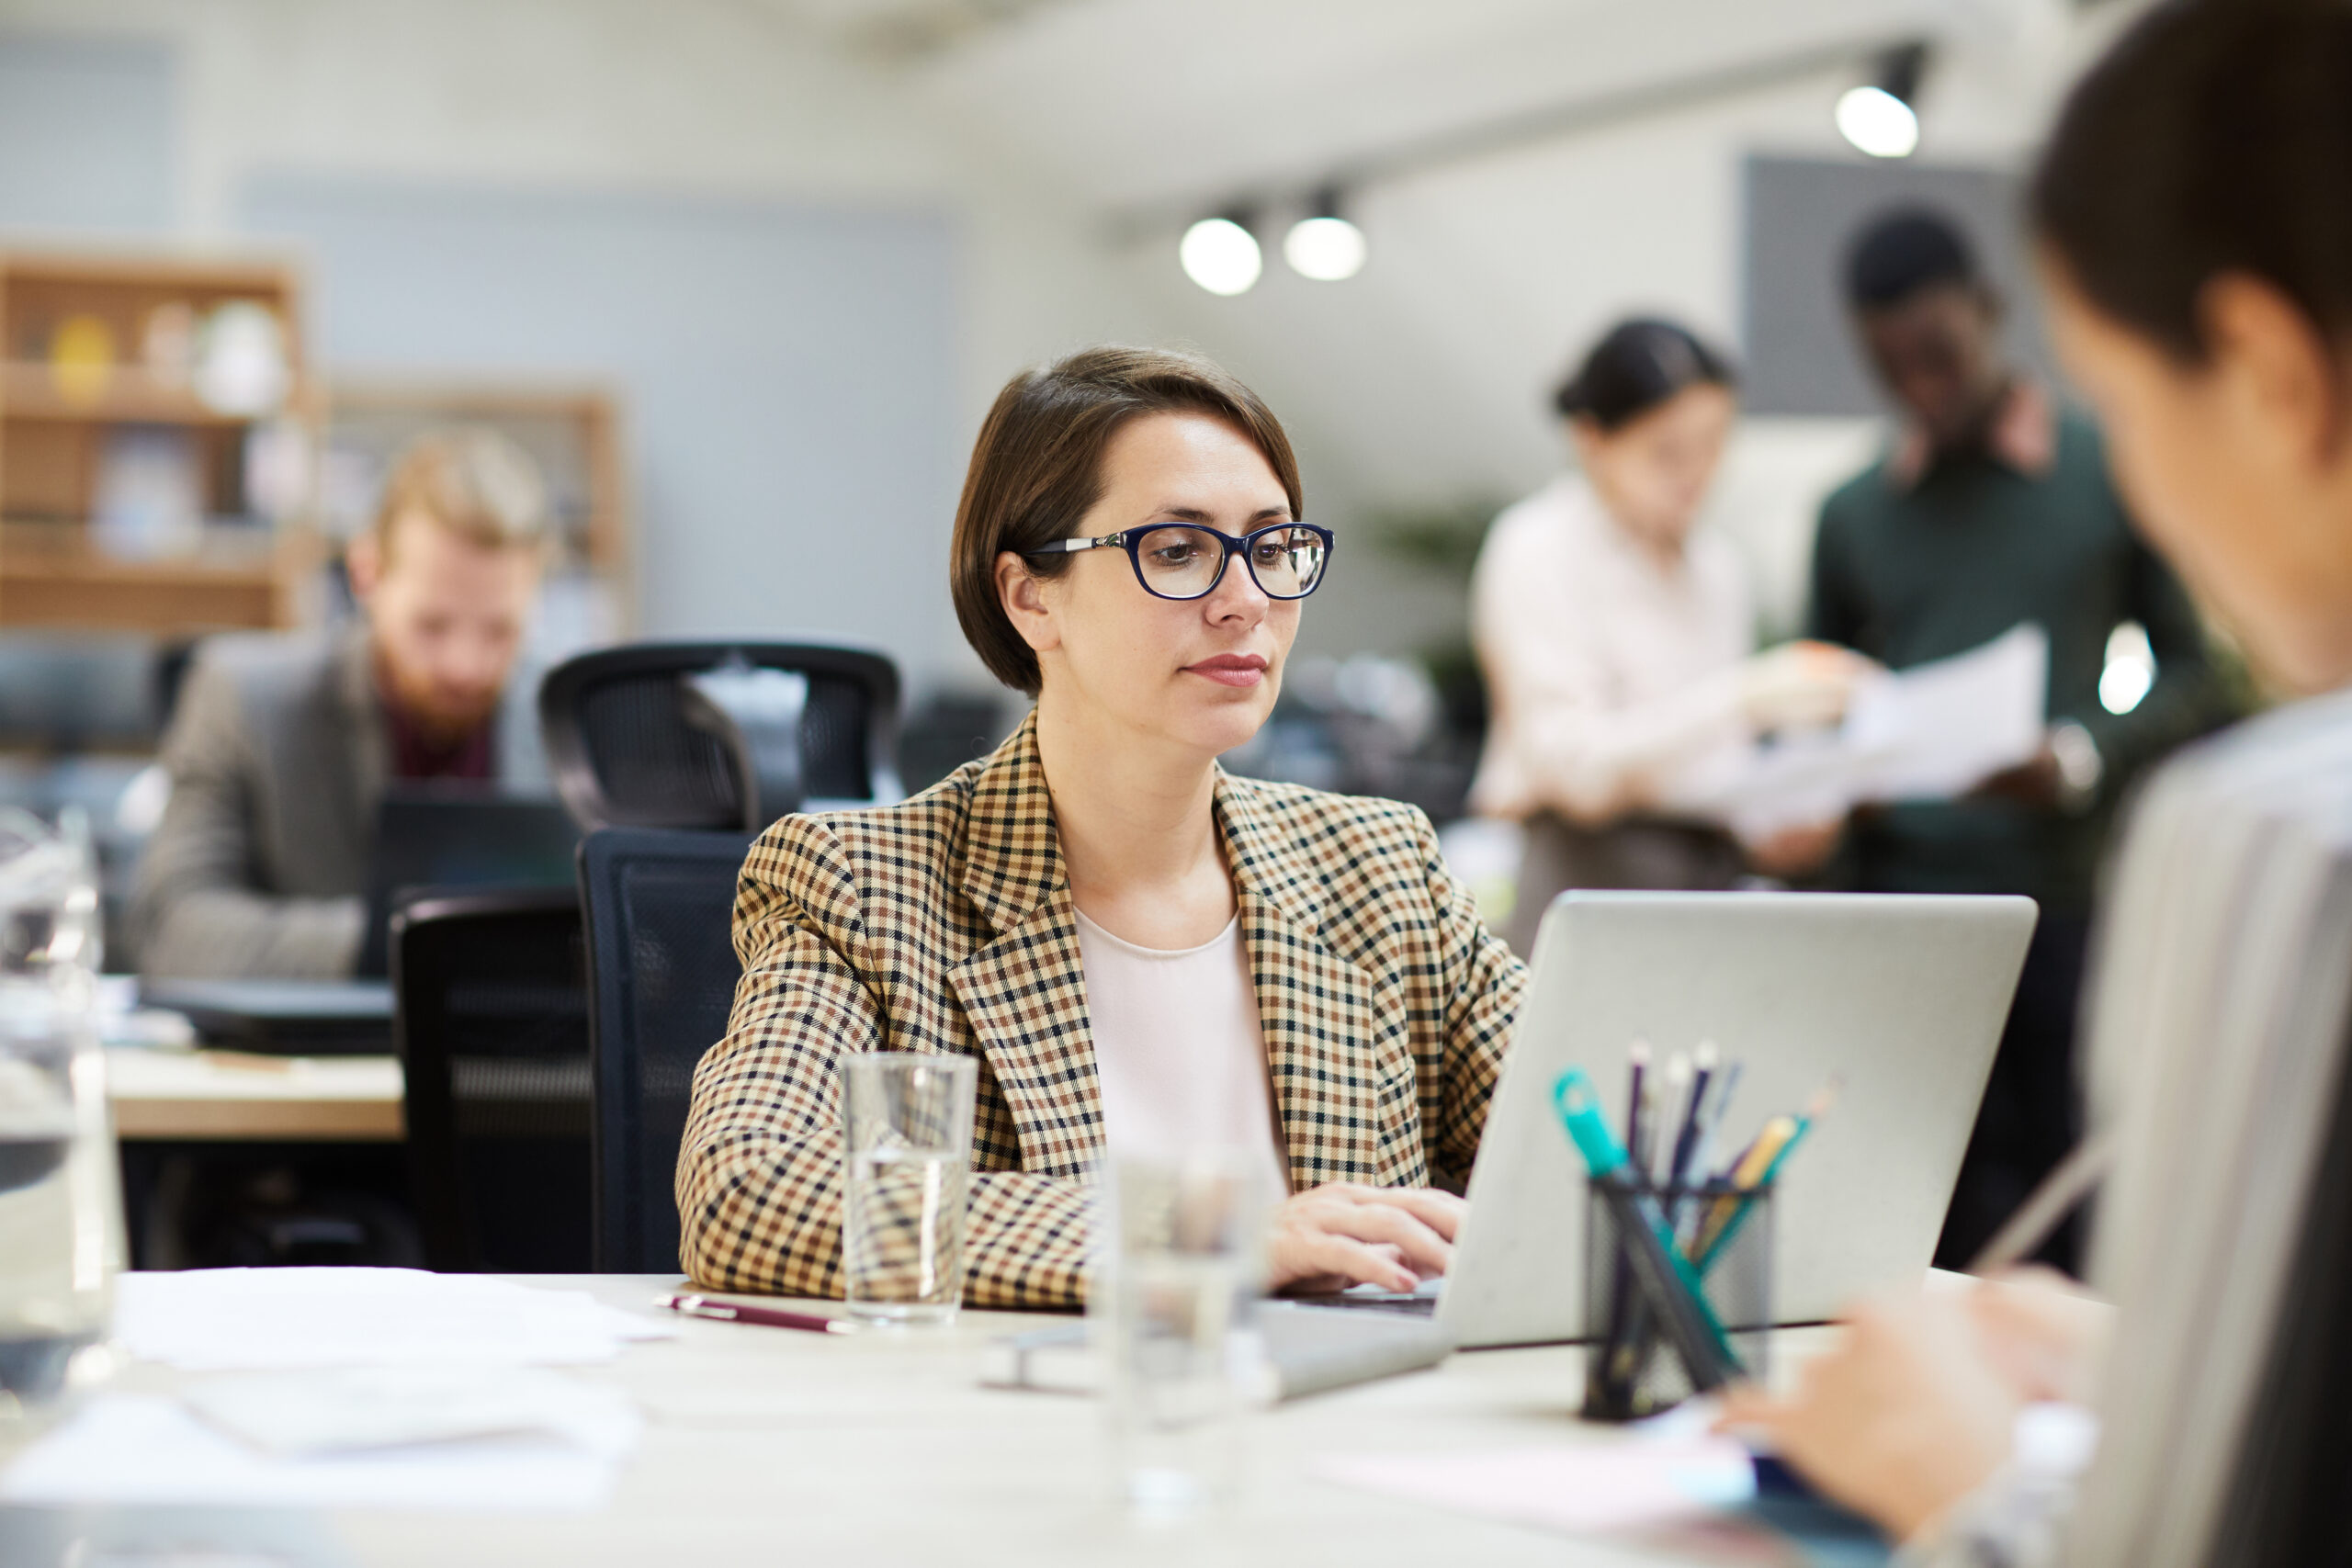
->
[1144, 503, 1295, 525]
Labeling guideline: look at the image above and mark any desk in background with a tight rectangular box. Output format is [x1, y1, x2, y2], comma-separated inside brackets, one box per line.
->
[107, 1049, 404, 1144]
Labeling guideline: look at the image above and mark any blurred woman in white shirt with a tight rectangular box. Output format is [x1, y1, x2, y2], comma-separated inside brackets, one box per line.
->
[1470, 319, 1866, 953]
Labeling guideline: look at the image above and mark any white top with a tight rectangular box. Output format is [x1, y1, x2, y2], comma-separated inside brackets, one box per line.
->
[1073, 908, 1291, 1201]
[1467, 474, 1756, 824]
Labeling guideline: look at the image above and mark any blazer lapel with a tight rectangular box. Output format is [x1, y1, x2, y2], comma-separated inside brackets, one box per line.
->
[946, 715, 1105, 1179]
[1216, 774, 1405, 1188]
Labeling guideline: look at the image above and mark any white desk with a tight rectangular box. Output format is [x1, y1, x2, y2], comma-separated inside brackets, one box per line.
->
[106, 1049, 404, 1142]
[85, 1274, 1844, 1568]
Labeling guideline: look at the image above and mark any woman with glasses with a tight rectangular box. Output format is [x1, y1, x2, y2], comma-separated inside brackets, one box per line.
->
[678, 345, 1525, 1307]
[1471, 319, 1872, 953]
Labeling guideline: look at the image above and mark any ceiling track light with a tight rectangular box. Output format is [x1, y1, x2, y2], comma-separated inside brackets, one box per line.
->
[1836, 40, 1929, 159]
[1283, 185, 1368, 282]
[1179, 208, 1263, 296]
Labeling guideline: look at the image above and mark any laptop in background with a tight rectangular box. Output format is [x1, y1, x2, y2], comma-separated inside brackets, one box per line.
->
[353, 790, 581, 976]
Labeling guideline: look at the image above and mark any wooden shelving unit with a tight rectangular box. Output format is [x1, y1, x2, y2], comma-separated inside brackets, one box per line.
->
[324, 379, 633, 633]
[0, 251, 320, 635]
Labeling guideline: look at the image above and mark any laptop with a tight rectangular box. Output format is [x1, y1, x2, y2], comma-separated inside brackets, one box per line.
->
[353, 790, 582, 976]
[1306, 890, 2035, 1350]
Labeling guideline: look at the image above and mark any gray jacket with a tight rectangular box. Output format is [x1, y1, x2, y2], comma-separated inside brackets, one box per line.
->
[130, 626, 548, 979]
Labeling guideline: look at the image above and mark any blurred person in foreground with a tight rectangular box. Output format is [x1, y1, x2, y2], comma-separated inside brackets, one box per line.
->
[1726, 2, 2352, 1561]
[1469, 318, 1870, 955]
[131, 430, 550, 979]
[1804, 209, 2228, 1273]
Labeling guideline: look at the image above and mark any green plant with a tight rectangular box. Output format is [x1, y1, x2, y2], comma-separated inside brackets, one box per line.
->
[1363, 499, 1505, 587]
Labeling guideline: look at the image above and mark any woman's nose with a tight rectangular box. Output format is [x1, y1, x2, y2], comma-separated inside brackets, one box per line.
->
[1205, 552, 1271, 620]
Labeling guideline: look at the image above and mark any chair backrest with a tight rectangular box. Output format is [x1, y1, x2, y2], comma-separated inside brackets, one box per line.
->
[539, 640, 902, 831]
[390, 887, 594, 1272]
[576, 826, 753, 1272]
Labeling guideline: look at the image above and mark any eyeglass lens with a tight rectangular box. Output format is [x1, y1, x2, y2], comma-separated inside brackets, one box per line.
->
[1133, 525, 1326, 600]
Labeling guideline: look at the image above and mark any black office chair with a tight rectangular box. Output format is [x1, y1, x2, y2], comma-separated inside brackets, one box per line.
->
[538, 641, 903, 832]
[390, 888, 594, 1272]
[576, 827, 754, 1272]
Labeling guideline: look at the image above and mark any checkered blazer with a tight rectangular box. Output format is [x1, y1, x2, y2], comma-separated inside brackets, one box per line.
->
[676, 712, 1529, 1309]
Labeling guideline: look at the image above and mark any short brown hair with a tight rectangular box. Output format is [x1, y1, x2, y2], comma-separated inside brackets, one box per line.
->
[370, 428, 550, 560]
[950, 345, 1305, 695]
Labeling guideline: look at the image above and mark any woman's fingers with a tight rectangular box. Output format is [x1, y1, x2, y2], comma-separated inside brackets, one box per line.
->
[1293, 1231, 1419, 1292]
[1317, 1198, 1455, 1278]
[1266, 1187, 1467, 1292]
[1340, 1184, 1469, 1240]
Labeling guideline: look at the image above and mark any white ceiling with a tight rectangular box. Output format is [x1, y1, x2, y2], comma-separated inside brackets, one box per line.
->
[754, 0, 2063, 216]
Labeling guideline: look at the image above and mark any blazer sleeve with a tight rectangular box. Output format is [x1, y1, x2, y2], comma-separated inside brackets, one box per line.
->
[674, 817, 1093, 1308]
[130, 651, 365, 979]
[1410, 808, 1528, 1182]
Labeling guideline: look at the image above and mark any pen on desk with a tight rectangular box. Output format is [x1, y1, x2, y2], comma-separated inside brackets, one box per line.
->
[1554, 1068, 1743, 1390]
[654, 1292, 857, 1335]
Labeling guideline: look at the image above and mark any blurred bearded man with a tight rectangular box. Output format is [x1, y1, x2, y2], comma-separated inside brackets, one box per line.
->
[133, 429, 551, 978]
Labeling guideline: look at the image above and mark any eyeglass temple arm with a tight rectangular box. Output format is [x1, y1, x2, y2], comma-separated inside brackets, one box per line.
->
[1032, 535, 1122, 553]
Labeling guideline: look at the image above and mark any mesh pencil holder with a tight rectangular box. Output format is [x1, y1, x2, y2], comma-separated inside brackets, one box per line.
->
[1580, 1173, 1774, 1423]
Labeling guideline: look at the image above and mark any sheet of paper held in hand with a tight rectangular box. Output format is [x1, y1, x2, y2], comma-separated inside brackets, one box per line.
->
[1681, 623, 2051, 840]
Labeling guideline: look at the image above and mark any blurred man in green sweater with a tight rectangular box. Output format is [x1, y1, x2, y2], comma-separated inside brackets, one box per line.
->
[1805, 209, 2229, 1272]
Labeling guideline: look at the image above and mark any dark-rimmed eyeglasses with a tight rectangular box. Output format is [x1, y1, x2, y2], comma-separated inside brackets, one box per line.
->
[1024, 522, 1333, 602]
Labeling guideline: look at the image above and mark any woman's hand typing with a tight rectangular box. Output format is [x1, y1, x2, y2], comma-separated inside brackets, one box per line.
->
[1265, 1183, 1466, 1294]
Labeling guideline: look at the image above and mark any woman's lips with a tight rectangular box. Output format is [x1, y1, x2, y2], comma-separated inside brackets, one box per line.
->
[1184, 655, 1270, 689]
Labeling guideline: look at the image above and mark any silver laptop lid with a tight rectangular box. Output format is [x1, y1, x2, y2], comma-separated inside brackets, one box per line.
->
[1441, 890, 2035, 1349]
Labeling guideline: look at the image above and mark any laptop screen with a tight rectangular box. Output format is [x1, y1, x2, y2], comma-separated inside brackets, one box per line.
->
[356, 790, 582, 976]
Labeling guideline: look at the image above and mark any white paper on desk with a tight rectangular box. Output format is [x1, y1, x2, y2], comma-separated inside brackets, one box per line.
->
[115, 1269, 675, 1371]
[1317, 1435, 1756, 1536]
[1, 1393, 636, 1512]
[184, 1366, 637, 1457]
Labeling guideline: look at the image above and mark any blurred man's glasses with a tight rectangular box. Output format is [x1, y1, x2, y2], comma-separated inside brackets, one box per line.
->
[1025, 522, 1333, 602]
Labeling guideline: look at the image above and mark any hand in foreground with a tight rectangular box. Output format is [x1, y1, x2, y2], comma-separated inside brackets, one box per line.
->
[1968, 1268, 2111, 1406]
[1266, 1183, 1465, 1295]
[1718, 1286, 2020, 1542]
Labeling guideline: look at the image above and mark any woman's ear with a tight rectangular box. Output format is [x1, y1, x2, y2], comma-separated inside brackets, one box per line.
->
[2199, 272, 2346, 466]
[995, 550, 1061, 656]
[1566, 414, 1605, 471]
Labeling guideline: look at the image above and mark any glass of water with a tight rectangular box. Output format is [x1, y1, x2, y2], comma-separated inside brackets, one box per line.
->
[840, 1053, 976, 1327]
[0, 809, 122, 1426]
[1096, 1151, 1270, 1515]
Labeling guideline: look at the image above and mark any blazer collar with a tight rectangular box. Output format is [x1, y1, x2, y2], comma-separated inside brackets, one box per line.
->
[954, 710, 1067, 937]
[955, 709, 1327, 940]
